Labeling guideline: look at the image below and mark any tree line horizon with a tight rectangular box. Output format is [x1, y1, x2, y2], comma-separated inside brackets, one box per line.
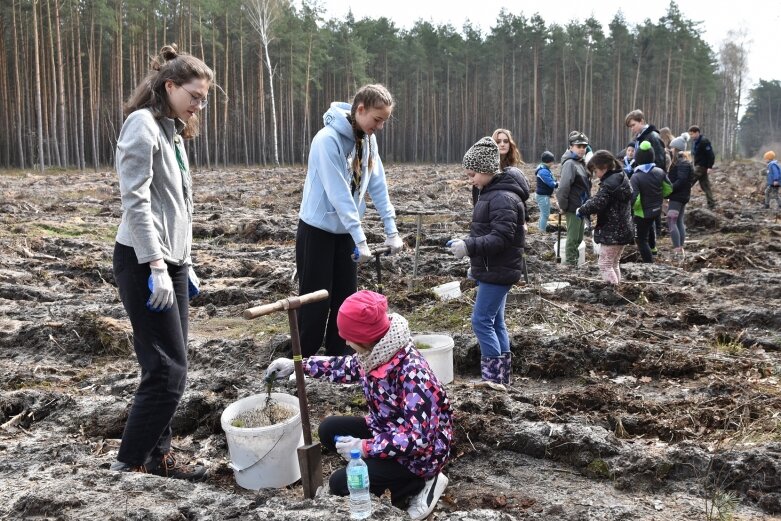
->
[1, 0, 780, 172]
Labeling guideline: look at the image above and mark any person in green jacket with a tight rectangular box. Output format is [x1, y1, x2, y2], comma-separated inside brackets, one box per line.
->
[630, 141, 672, 263]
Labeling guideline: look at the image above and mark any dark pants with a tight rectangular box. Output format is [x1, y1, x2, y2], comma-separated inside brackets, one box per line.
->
[319, 416, 425, 506]
[113, 243, 189, 467]
[693, 166, 716, 208]
[296, 220, 356, 357]
[633, 217, 656, 263]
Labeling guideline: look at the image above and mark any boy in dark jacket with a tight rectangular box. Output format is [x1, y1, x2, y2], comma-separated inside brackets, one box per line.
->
[688, 125, 717, 209]
[630, 141, 672, 263]
[448, 137, 525, 388]
[535, 151, 557, 232]
[556, 131, 592, 266]
[625, 110, 667, 172]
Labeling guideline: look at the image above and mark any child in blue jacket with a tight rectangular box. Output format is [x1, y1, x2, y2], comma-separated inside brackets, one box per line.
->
[764, 151, 781, 209]
[535, 151, 557, 232]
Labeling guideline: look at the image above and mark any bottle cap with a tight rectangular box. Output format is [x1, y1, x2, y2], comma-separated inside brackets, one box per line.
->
[350, 449, 360, 459]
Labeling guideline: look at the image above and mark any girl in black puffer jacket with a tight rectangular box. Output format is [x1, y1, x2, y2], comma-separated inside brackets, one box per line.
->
[447, 137, 526, 388]
[576, 150, 633, 285]
[666, 137, 692, 260]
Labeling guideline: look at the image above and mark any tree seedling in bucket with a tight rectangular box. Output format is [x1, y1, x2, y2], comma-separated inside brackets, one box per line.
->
[243, 289, 329, 499]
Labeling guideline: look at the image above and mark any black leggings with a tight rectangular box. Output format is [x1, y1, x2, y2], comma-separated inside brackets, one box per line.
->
[318, 416, 425, 506]
[295, 220, 357, 356]
[113, 242, 189, 467]
[633, 217, 656, 263]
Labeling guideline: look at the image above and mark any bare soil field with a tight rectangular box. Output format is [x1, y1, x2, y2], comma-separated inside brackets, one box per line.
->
[1, 161, 780, 521]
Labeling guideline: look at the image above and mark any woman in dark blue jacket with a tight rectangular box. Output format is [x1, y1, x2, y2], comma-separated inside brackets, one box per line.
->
[667, 136, 692, 260]
[448, 137, 525, 388]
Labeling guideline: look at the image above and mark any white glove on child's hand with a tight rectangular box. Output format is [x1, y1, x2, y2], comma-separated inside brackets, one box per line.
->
[352, 241, 372, 263]
[384, 233, 404, 254]
[447, 239, 468, 259]
[265, 358, 295, 380]
[335, 436, 366, 460]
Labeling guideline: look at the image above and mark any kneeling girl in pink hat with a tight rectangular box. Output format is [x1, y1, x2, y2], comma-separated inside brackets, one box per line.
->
[265, 290, 451, 520]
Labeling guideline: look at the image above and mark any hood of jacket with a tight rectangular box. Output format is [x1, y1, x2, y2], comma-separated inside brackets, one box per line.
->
[322, 102, 355, 140]
[481, 170, 527, 199]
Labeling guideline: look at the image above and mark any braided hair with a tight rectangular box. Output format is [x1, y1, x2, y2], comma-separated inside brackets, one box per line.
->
[347, 84, 394, 181]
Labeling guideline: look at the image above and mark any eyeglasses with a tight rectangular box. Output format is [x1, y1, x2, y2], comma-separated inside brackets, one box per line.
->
[179, 84, 208, 109]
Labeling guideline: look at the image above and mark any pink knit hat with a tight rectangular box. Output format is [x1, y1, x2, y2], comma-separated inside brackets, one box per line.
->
[337, 290, 391, 344]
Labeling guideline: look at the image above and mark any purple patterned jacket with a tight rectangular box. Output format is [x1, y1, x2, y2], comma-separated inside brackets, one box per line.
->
[304, 319, 452, 478]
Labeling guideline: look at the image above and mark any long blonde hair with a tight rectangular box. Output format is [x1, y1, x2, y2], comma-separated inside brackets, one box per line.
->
[492, 128, 523, 169]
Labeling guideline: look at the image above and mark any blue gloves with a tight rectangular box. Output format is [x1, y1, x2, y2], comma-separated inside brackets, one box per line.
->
[147, 266, 174, 312]
[446, 239, 468, 259]
[188, 267, 200, 299]
[574, 208, 583, 219]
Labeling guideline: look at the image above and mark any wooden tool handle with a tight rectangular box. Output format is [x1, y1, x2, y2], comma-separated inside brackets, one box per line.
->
[243, 289, 329, 319]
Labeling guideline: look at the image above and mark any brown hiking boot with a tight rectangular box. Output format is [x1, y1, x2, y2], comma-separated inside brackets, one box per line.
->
[111, 452, 207, 481]
[149, 451, 208, 481]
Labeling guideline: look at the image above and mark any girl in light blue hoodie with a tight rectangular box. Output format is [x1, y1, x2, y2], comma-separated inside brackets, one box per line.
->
[296, 84, 402, 357]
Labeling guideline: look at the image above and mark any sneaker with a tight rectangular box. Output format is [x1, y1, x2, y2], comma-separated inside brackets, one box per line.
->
[407, 472, 449, 521]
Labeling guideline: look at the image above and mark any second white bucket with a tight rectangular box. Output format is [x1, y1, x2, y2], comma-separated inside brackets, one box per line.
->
[220, 392, 303, 490]
[554, 238, 586, 266]
[412, 334, 454, 385]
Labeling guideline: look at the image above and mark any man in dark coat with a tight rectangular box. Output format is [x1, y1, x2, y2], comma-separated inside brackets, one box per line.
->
[688, 125, 717, 209]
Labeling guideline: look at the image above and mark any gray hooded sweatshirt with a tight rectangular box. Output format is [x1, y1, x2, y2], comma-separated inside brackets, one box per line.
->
[115, 109, 193, 266]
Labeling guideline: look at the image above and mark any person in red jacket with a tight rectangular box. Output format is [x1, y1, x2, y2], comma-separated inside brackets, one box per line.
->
[265, 290, 451, 520]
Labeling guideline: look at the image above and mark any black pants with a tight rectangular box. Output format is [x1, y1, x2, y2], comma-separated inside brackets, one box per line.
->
[633, 217, 656, 263]
[113, 243, 189, 467]
[295, 220, 356, 357]
[319, 416, 425, 506]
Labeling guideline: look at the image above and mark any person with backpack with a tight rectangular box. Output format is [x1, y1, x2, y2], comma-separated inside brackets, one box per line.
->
[630, 141, 672, 263]
[535, 151, 557, 232]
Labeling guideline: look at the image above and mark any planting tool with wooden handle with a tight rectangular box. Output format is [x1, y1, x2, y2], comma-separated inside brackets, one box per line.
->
[243, 289, 329, 498]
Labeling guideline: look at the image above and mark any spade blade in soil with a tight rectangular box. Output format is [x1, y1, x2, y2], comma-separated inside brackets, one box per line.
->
[297, 443, 323, 498]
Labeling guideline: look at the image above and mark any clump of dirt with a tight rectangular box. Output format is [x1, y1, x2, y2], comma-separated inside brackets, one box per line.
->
[1, 161, 779, 520]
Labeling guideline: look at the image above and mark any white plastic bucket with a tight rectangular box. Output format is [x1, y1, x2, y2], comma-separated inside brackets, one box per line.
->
[412, 334, 454, 385]
[220, 392, 304, 490]
[554, 238, 586, 266]
[432, 281, 461, 300]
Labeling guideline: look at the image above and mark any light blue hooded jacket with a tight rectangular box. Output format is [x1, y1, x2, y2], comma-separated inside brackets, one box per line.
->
[298, 102, 397, 245]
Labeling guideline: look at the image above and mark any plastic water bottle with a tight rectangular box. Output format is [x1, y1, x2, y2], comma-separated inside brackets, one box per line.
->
[346, 449, 371, 520]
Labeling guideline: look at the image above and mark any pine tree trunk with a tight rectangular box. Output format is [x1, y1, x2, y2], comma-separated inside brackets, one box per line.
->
[12, 0, 25, 168]
[32, 0, 45, 172]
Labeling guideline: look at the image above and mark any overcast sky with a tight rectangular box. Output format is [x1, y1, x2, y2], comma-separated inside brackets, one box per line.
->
[312, 0, 780, 87]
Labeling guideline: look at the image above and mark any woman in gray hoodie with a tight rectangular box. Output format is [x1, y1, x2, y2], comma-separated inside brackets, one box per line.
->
[111, 45, 212, 481]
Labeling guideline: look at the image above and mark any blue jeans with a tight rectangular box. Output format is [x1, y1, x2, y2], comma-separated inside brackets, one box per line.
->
[472, 281, 511, 358]
[536, 193, 551, 232]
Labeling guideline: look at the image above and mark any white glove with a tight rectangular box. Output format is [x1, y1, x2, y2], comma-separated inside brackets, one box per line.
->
[265, 358, 295, 380]
[384, 233, 404, 254]
[352, 241, 372, 263]
[188, 267, 200, 299]
[447, 239, 468, 259]
[147, 266, 174, 311]
[335, 436, 366, 460]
